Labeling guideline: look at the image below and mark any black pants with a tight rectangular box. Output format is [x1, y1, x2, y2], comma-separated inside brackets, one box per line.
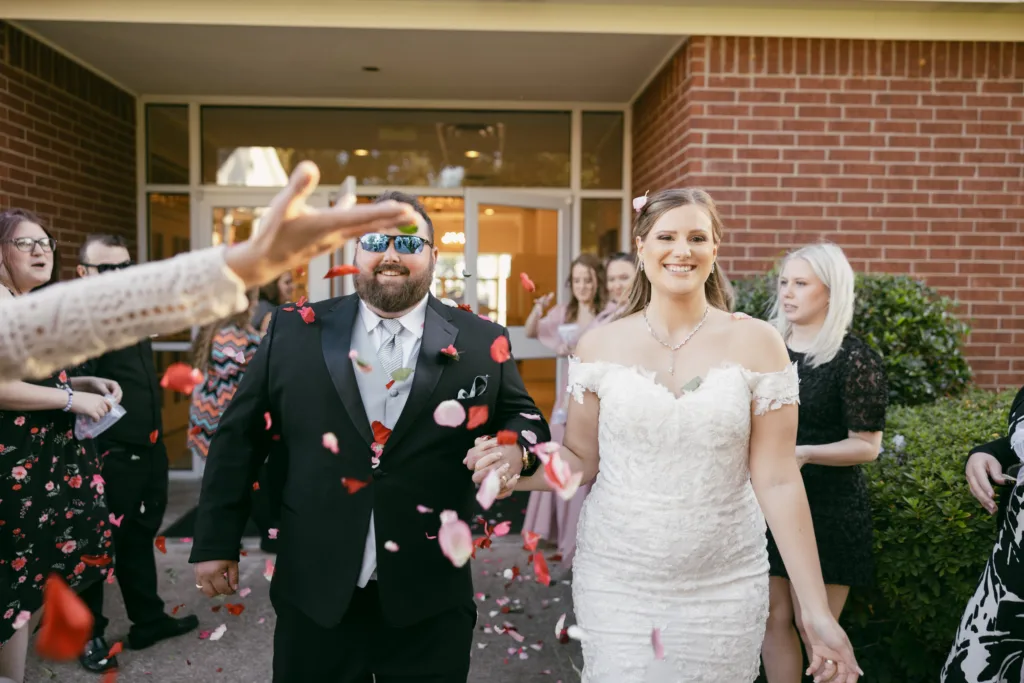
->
[80, 441, 169, 636]
[272, 582, 476, 683]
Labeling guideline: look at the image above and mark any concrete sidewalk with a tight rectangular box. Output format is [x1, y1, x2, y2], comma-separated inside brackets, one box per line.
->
[24, 536, 582, 683]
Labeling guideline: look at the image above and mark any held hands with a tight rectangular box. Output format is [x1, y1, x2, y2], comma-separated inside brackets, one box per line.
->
[72, 376, 123, 403]
[194, 560, 239, 598]
[69, 392, 114, 421]
[223, 161, 418, 288]
[803, 611, 863, 683]
[464, 435, 523, 499]
[966, 451, 1010, 515]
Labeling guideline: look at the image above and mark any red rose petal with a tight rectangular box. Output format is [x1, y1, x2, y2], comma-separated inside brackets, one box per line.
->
[80, 555, 112, 567]
[160, 363, 205, 394]
[149, 430, 159, 444]
[371, 421, 392, 445]
[341, 478, 369, 494]
[466, 405, 489, 430]
[299, 306, 316, 324]
[35, 574, 94, 661]
[519, 272, 536, 293]
[490, 336, 511, 363]
[154, 536, 167, 554]
[324, 264, 359, 278]
[296, 296, 308, 307]
[496, 430, 518, 445]
[532, 552, 551, 586]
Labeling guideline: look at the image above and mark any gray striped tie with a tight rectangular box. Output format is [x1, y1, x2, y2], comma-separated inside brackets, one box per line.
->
[377, 319, 404, 378]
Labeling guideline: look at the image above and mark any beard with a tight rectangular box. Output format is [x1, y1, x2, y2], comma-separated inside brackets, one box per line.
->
[354, 257, 435, 313]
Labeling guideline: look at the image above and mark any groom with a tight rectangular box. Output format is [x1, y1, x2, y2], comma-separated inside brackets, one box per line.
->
[190, 191, 549, 682]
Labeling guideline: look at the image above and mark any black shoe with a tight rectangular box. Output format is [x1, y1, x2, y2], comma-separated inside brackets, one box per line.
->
[126, 614, 200, 650]
[79, 636, 119, 673]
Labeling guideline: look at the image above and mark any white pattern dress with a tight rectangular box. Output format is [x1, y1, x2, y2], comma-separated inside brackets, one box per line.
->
[566, 359, 800, 683]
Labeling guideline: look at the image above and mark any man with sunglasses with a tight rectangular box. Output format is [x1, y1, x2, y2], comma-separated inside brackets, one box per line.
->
[74, 234, 199, 673]
[191, 191, 551, 683]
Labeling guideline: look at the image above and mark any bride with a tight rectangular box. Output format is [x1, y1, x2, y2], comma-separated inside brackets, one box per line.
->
[467, 188, 863, 683]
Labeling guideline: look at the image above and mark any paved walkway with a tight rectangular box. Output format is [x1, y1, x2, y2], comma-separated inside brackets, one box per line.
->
[25, 537, 583, 683]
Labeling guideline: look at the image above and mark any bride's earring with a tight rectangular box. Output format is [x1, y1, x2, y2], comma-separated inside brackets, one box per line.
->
[711, 263, 716, 274]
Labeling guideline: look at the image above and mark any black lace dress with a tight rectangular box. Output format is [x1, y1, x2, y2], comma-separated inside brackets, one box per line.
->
[766, 335, 888, 588]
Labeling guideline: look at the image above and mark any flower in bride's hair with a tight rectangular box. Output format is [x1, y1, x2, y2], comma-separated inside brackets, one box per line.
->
[632, 190, 650, 213]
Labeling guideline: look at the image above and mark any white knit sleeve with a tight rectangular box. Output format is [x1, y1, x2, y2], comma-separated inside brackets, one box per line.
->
[0, 246, 249, 381]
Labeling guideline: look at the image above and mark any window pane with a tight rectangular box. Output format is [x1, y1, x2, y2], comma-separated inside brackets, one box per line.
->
[580, 198, 623, 259]
[147, 193, 191, 341]
[202, 107, 570, 188]
[146, 105, 189, 184]
[581, 112, 624, 189]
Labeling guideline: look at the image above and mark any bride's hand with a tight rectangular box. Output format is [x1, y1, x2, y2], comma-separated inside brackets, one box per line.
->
[803, 612, 862, 682]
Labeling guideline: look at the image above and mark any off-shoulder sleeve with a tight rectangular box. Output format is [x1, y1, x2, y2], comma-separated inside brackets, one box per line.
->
[0, 246, 249, 382]
[842, 341, 888, 432]
[566, 357, 607, 404]
[743, 363, 801, 416]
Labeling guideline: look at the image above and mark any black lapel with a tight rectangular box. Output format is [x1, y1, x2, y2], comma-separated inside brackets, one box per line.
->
[320, 295, 375, 448]
[385, 297, 458, 454]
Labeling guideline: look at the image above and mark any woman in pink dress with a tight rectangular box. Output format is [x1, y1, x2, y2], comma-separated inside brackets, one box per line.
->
[522, 253, 617, 570]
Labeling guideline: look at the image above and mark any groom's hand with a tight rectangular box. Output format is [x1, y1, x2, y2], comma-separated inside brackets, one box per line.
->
[194, 560, 239, 598]
[465, 436, 524, 485]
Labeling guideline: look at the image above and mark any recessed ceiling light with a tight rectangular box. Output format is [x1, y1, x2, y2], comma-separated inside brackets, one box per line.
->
[353, 149, 369, 156]
[464, 150, 480, 159]
[484, 208, 494, 216]
[362, 66, 380, 72]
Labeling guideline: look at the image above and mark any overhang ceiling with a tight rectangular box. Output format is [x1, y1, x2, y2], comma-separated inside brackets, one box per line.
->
[18, 21, 682, 101]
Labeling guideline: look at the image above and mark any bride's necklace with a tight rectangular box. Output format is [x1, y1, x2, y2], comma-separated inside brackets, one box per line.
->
[642, 305, 710, 375]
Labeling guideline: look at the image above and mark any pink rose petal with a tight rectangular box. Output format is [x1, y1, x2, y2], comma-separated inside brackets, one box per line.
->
[492, 520, 512, 537]
[475, 468, 501, 510]
[433, 400, 466, 428]
[267, 528, 278, 539]
[521, 429, 537, 445]
[322, 432, 339, 454]
[416, 505, 434, 514]
[437, 510, 473, 567]
[652, 626, 665, 659]
[384, 540, 399, 552]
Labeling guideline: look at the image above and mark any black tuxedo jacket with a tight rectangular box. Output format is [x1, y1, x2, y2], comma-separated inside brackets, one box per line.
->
[190, 294, 550, 628]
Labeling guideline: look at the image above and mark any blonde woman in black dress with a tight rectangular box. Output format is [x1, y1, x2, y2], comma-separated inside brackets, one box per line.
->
[760, 243, 888, 683]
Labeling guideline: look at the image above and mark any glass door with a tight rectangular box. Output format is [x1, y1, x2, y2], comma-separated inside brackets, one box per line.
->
[463, 190, 572, 422]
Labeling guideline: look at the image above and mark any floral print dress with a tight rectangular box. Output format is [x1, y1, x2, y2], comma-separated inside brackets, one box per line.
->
[0, 368, 113, 646]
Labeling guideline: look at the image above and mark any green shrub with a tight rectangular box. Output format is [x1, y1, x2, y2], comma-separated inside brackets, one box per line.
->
[840, 388, 1015, 683]
[731, 273, 972, 406]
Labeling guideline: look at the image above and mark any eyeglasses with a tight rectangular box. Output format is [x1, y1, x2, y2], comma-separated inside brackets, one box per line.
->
[359, 233, 432, 255]
[4, 237, 56, 253]
[81, 260, 132, 273]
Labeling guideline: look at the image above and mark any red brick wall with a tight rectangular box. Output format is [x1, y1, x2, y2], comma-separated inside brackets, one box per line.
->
[633, 37, 1024, 389]
[0, 22, 136, 280]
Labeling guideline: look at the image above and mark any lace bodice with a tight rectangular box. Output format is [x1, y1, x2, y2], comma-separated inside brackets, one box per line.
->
[0, 247, 249, 382]
[566, 358, 800, 683]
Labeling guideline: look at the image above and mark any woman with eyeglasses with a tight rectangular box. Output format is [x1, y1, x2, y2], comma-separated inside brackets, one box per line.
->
[0, 163, 418, 385]
[0, 210, 119, 683]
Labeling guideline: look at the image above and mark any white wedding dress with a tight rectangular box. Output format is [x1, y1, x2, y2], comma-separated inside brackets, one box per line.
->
[567, 358, 800, 683]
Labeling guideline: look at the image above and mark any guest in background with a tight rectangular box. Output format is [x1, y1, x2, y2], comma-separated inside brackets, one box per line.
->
[75, 233, 200, 672]
[941, 385, 1024, 683]
[521, 253, 616, 572]
[760, 243, 888, 683]
[252, 272, 296, 336]
[0, 211, 116, 683]
[603, 252, 636, 311]
[187, 292, 277, 552]
[188, 290, 262, 462]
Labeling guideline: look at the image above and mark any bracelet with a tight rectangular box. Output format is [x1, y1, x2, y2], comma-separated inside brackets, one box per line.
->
[62, 387, 74, 413]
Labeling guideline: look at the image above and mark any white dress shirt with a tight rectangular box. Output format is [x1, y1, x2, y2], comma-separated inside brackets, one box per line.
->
[354, 294, 429, 587]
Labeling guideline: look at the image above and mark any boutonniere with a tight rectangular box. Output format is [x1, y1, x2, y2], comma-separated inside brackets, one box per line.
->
[439, 345, 460, 361]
